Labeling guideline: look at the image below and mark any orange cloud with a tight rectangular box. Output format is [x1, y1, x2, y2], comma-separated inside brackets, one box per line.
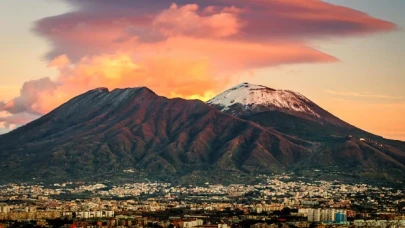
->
[0, 0, 397, 130]
[48, 54, 71, 69]
[1, 35, 338, 116]
[1, 54, 226, 115]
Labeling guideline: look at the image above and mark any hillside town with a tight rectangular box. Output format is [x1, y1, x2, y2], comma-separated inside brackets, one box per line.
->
[0, 175, 404, 228]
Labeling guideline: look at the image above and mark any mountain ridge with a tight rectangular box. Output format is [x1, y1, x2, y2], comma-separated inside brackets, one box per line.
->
[207, 83, 405, 184]
[0, 86, 314, 184]
[0, 84, 404, 185]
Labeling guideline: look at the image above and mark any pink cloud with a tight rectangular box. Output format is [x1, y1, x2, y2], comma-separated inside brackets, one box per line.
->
[0, 111, 10, 118]
[231, 0, 396, 39]
[155, 37, 336, 71]
[0, 112, 39, 132]
[0, 0, 397, 127]
[152, 3, 242, 38]
[0, 112, 38, 125]
[34, 0, 396, 60]
[1, 77, 58, 114]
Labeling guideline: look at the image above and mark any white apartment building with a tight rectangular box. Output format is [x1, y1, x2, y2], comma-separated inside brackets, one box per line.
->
[75, 210, 114, 219]
[307, 208, 346, 223]
[183, 219, 203, 228]
[0, 205, 10, 214]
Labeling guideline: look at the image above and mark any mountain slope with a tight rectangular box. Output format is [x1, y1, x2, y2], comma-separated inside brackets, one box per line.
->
[208, 83, 405, 183]
[0, 87, 313, 183]
[0, 84, 403, 184]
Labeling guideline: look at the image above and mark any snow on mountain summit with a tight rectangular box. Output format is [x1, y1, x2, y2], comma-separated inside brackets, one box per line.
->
[207, 82, 320, 118]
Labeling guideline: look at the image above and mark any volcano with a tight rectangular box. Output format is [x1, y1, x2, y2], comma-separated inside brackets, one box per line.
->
[0, 84, 404, 184]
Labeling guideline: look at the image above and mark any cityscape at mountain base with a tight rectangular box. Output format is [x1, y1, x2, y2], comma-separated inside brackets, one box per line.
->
[0, 174, 404, 228]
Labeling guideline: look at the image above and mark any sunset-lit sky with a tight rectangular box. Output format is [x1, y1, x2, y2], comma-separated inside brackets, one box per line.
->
[0, 0, 404, 140]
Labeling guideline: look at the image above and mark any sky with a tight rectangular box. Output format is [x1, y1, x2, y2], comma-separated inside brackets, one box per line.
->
[0, 0, 404, 140]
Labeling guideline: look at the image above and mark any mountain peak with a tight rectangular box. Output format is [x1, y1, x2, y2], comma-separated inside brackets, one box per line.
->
[90, 87, 109, 93]
[87, 86, 156, 94]
[207, 82, 319, 118]
[45, 86, 159, 120]
[230, 82, 276, 91]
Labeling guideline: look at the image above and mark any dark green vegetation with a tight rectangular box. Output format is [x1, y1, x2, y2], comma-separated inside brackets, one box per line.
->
[0, 87, 404, 185]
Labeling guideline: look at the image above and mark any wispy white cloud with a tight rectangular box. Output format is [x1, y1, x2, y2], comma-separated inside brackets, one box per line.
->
[325, 90, 405, 100]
